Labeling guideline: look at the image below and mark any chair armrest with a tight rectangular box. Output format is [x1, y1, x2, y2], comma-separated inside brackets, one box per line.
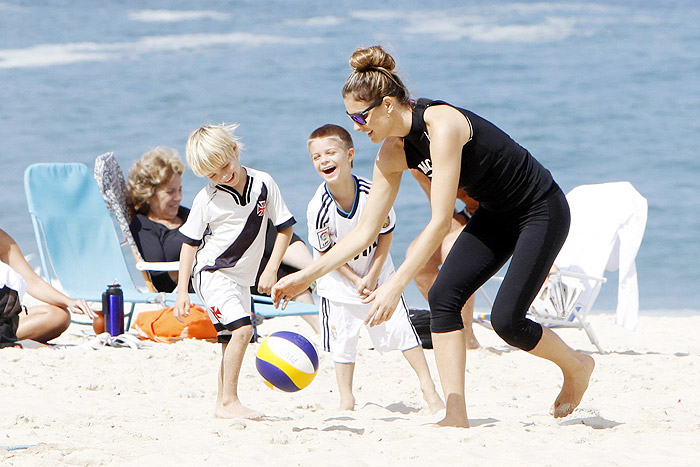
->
[135, 261, 180, 272]
[554, 270, 606, 283]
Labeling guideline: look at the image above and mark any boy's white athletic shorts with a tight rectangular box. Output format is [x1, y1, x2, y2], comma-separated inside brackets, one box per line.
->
[319, 295, 421, 363]
[193, 270, 252, 340]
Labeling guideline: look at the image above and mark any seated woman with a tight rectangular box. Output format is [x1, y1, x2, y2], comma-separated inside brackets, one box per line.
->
[127, 147, 190, 292]
[0, 228, 96, 344]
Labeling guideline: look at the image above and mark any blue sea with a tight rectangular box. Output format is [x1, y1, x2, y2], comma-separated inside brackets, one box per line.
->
[1, 1, 698, 312]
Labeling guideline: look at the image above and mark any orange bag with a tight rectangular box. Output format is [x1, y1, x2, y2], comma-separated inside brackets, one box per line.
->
[134, 305, 217, 343]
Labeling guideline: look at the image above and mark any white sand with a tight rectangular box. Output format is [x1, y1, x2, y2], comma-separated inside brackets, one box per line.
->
[2, 308, 700, 466]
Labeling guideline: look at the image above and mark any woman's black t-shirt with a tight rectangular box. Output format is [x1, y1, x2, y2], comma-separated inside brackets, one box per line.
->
[403, 98, 555, 213]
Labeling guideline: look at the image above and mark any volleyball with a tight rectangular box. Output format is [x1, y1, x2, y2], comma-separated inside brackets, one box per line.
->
[255, 331, 319, 392]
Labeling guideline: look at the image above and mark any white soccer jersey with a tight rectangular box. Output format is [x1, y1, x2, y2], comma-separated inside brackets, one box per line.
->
[180, 167, 295, 287]
[307, 175, 396, 304]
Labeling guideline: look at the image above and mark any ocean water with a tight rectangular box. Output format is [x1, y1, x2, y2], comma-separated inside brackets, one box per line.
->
[1, 0, 698, 312]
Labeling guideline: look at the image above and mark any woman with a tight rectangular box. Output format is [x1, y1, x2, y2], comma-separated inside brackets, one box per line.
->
[1, 228, 96, 344]
[127, 147, 190, 292]
[272, 45, 594, 427]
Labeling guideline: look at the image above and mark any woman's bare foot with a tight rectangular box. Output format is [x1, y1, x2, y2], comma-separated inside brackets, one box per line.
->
[215, 402, 264, 420]
[435, 395, 469, 428]
[551, 353, 595, 418]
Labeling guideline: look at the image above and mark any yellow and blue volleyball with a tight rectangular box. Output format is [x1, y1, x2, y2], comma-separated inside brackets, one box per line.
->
[255, 331, 319, 392]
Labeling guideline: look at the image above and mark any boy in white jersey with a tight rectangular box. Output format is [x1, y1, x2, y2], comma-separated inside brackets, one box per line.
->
[306, 124, 444, 412]
[175, 123, 296, 419]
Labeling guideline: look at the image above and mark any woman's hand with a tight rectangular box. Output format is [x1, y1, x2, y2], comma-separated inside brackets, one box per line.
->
[361, 280, 403, 326]
[68, 299, 98, 320]
[272, 271, 312, 309]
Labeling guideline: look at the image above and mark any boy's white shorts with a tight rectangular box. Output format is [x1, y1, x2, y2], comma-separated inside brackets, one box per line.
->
[193, 270, 252, 338]
[319, 295, 422, 363]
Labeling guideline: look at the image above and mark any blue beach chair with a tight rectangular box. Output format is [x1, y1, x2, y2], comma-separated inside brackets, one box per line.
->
[24, 162, 166, 330]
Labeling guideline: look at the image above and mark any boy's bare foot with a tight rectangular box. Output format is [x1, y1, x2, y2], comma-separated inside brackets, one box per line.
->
[338, 395, 355, 411]
[215, 402, 264, 420]
[551, 353, 595, 418]
[423, 390, 445, 414]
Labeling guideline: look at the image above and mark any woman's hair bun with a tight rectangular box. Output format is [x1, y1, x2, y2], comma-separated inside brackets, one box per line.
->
[349, 45, 395, 73]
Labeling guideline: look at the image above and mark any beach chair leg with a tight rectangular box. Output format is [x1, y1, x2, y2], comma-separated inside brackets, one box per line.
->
[580, 319, 605, 354]
[125, 303, 136, 331]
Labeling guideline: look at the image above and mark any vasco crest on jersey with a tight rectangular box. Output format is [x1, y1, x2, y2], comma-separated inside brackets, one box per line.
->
[256, 199, 266, 216]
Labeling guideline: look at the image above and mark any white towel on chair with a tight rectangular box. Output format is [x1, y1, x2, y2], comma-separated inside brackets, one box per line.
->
[555, 182, 647, 330]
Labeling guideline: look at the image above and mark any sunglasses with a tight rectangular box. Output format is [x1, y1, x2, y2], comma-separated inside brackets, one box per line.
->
[346, 97, 384, 125]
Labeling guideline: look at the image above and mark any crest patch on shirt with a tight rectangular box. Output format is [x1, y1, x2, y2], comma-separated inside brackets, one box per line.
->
[256, 200, 266, 216]
[317, 226, 331, 250]
[382, 216, 391, 229]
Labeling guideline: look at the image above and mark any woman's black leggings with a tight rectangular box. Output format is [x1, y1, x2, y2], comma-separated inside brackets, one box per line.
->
[428, 188, 570, 351]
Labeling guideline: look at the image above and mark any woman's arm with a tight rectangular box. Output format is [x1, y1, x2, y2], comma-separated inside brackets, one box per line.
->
[0, 229, 96, 318]
[363, 105, 470, 325]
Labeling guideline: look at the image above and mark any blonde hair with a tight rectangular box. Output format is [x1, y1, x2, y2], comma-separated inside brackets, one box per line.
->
[342, 45, 410, 105]
[185, 123, 244, 178]
[127, 146, 184, 215]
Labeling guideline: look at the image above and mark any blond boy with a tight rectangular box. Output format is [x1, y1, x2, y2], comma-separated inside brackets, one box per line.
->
[175, 123, 295, 419]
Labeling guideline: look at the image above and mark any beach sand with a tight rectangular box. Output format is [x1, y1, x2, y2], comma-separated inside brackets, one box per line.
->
[2, 308, 699, 466]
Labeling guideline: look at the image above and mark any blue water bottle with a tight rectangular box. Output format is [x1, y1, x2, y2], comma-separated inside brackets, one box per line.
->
[102, 282, 124, 336]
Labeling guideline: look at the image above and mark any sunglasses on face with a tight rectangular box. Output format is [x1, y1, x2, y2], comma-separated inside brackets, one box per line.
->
[346, 96, 384, 125]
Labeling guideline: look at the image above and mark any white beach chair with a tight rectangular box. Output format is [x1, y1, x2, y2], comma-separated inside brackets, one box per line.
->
[476, 181, 648, 353]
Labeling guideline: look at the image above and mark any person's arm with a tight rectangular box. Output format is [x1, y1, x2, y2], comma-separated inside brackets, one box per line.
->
[357, 231, 392, 299]
[174, 242, 197, 321]
[272, 138, 406, 308]
[257, 226, 293, 295]
[363, 105, 470, 326]
[318, 249, 364, 290]
[0, 229, 96, 318]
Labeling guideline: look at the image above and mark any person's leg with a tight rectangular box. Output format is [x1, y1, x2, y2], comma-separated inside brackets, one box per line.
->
[215, 326, 263, 419]
[488, 191, 594, 418]
[428, 210, 515, 427]
[294, 288, 320, 334]
[401, 346, 445, 414]
[412, 220, 480, 350]
[324, 298, 361, 410]
[378, 295, 444, 413]
[334, 362, 356, 410]
[16, 305, 70, 343]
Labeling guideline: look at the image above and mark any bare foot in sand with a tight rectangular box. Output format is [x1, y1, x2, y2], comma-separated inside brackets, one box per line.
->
[467, 333, 481, 350]
[338, 395, 355, 411]
[435, 395, 469, 428]
[215, 402, 264, 420]
[424, 390, 445, 414]
[551, 353, 595, 418]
